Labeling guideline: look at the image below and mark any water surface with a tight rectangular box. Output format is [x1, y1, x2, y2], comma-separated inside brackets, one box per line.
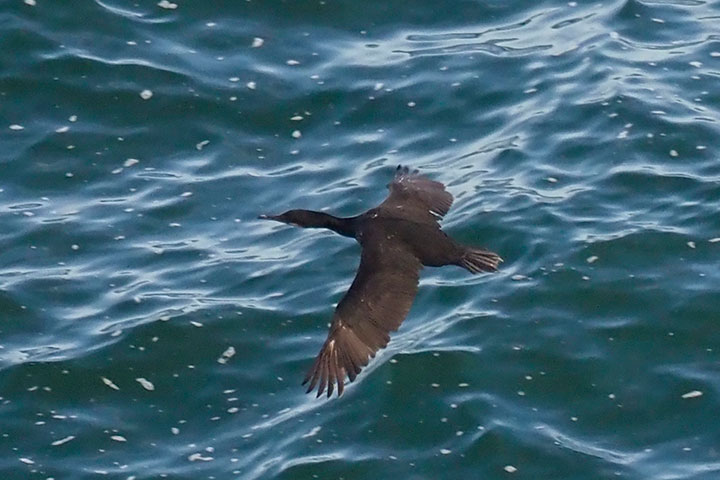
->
[1, 0, 719, 479]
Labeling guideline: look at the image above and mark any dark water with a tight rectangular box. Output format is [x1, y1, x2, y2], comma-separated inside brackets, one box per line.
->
[2, 0, 720, 478]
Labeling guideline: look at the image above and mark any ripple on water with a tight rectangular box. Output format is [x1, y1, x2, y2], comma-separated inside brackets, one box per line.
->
[1, 0, 720, 478]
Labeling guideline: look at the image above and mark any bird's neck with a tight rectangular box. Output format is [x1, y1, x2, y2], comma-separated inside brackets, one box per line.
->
[299, 211, 356, 238]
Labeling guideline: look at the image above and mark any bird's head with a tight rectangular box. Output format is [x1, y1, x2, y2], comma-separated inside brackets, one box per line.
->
[258, 209, 318, 228]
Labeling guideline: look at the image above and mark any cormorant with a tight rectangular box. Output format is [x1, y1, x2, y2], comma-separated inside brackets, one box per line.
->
[259, 166, 501, 398]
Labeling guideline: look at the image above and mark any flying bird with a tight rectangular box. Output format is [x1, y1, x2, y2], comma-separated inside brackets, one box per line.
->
[259, 166, 501, 398]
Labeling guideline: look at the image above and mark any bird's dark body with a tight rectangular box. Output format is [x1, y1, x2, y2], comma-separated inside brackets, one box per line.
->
[354, 213, 463, 268]
[260, 166, 501, 398]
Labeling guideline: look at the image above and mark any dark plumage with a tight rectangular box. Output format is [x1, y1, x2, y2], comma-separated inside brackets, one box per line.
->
[260, 166, 501, 398]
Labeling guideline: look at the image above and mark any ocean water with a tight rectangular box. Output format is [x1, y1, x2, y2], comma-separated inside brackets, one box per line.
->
[1, 0, 720, 478]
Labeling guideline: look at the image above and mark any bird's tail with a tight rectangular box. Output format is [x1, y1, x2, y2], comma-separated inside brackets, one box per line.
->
[459, 247, 502, 273]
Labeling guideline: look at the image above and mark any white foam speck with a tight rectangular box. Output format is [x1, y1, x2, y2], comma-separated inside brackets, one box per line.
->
[229, 77, 240, 83]
[136, 378, 155, 391]
[101, 377, 120, 390]
[124, 158, 139, 167]
[689, 61, 702, 68]
[711, 52, 720, 57]
[51, 435, 76, 446]
[440, 449, 451, 455]
[302, 426, 321, 438]
[171, 427, 180, 434]
[158, 0, 178, 9]
[669, 149, 678, 157]
[586, 255, 598, 264]
[251, 37, 264, 48]
[290, 115, 303, 121]
[24, 0, 37, 5]
[687, 241, 696, 249]
[682, 390, 702, 399]
[181, 191, 193, 197]
[188, 453, 214, 462]
[246, 81, 256, 90]
[504, 465, 518, 473]
[286, 59, 300, 65]
[291, 130, 302, 139]
[190, 321, 203, 327]
[374, 82, 384, 91]
[110, 435, 127, 442]
[651, 18, 665, 23]
[196, 140, 210, 150]
[140, 90, 153, 100]
[217, 346, 236, 364]
[56, 126, 69, 133]
[9, 124, 24, 130]
[69, 115, 78, 122]
[19, 457, 35, 464]
[547, 177, 558, 183]
[407, 101, 416, 107]
[709, 237, 720, 243]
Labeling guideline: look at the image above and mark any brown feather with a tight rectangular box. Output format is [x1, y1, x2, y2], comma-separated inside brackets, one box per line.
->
[378, 165, 454, 225]
[303, 238, 421, 398]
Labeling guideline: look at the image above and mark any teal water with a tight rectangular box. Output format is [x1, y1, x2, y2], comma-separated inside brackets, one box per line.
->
[2, 0, 720, 478]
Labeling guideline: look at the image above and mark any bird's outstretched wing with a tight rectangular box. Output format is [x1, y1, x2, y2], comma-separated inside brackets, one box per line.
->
[303, 236, 422, 398]
[377, 165, 454, 225]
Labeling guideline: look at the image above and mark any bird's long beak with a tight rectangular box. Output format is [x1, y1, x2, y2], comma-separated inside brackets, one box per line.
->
[258, 214, 283, 222]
